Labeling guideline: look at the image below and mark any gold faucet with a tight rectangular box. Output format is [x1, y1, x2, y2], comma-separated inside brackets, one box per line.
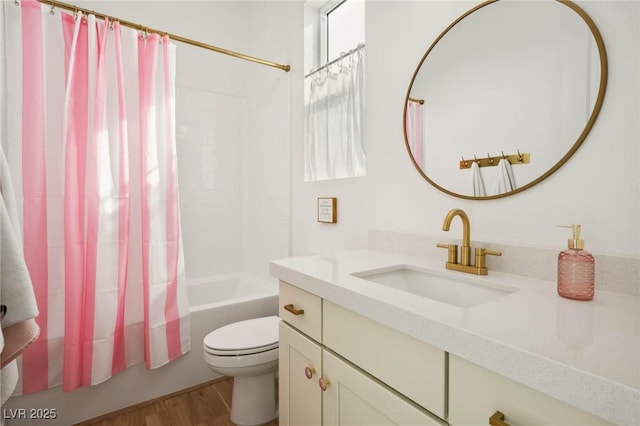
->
[437, 208, 501, 275]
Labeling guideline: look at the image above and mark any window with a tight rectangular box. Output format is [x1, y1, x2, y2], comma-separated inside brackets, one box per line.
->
[305, 0, 365, 75]
[325, 0, 365, 63]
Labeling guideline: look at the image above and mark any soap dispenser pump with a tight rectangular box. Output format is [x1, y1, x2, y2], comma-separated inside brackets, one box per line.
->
[557, 225, 595, 300]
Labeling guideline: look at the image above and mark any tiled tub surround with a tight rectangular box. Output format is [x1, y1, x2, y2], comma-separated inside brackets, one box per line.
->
[270, 250, 640, 426]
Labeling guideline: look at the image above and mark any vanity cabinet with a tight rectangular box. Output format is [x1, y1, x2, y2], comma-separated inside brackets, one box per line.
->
[278, 281, 614, 426]
[279, 281, 443, 426]
[449, 355, 613, 426]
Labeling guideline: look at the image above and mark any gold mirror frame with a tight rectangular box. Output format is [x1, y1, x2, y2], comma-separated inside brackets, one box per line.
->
[403, 0, 608, 200]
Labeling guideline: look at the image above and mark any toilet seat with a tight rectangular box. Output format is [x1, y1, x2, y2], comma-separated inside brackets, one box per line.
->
[204, 316, 279, 356]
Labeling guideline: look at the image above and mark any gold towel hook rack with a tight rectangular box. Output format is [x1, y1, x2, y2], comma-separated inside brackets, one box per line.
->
[49, 0, 55, 15]
[487, 153, 494, 164]
[459, 150, 530, 169]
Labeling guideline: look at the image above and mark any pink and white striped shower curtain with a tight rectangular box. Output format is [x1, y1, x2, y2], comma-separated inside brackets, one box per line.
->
[405, 100, 423, 168]
[2, 0, 189, 393]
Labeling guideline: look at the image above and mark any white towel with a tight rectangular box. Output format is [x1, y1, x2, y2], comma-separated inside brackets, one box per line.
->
[1, 360, 18, 405]
[1, 145, 39, 405]
[492, 158, 516, 195]
[1, 145, 38, 328]
[471, 161, 486, 197]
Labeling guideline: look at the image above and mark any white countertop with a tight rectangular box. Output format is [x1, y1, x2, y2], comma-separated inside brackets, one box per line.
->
[270, 249, 640, 426]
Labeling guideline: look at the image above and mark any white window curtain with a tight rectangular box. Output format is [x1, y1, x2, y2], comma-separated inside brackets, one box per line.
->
[304, 45, 365, 181]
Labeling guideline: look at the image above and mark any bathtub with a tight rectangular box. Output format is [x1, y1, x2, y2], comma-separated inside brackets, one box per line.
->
[3, 273, 279, 426]
[188, 273, 278, 313]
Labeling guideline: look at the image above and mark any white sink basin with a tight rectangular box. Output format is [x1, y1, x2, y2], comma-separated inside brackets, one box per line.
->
[352, 265, 517, 308]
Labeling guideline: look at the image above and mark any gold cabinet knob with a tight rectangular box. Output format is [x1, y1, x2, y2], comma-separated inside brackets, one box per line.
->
[304, 367, 315, 380]
[318, 377, 330, 391]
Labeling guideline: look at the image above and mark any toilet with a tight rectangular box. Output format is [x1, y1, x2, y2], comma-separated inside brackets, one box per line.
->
[203, 316, 279, 426]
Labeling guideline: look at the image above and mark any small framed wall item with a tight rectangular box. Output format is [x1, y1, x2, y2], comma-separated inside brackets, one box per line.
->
[317, 197, 337, 223]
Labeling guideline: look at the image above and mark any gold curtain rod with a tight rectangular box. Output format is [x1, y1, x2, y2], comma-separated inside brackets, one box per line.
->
[460, 151, 530, 169]
[408, 97, 424, 105]
[36, 0, 291, 72]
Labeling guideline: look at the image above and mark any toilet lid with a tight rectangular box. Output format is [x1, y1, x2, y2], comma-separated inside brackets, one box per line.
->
[204, 316, 279, 355]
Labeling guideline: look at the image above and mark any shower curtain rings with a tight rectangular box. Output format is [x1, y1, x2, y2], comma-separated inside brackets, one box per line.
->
[139, 25, 149, 40]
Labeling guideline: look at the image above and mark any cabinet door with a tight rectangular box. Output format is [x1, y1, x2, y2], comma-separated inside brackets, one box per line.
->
[279, 321, 322, 426]
[322, 350, 443, 426]
[449, 355, 613, 426]
[324, 301, 446, 418]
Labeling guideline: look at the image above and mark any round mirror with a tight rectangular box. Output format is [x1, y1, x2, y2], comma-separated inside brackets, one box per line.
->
[404, 0, 607, 200]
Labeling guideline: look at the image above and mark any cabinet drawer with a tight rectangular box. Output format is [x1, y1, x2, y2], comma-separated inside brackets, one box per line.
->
[449, 355, 613, 426]
[279, 281, 322, 342]
[323, 301, 446, 419]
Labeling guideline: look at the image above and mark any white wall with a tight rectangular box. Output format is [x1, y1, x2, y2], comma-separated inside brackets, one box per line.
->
[244, 1, 300, 276]
[292, 1, 640, 258]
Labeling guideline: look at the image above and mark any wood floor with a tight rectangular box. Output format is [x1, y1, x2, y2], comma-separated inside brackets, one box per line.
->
[74, 378, 279, 426]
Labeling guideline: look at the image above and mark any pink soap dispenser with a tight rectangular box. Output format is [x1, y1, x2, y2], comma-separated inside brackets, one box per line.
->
[556, 225, 595, 300]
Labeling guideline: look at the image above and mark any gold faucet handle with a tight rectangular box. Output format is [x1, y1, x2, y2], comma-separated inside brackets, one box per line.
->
[437, 243, 458, 264]
[474, 248, 502, 269]
[479, 248, 502, 256]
